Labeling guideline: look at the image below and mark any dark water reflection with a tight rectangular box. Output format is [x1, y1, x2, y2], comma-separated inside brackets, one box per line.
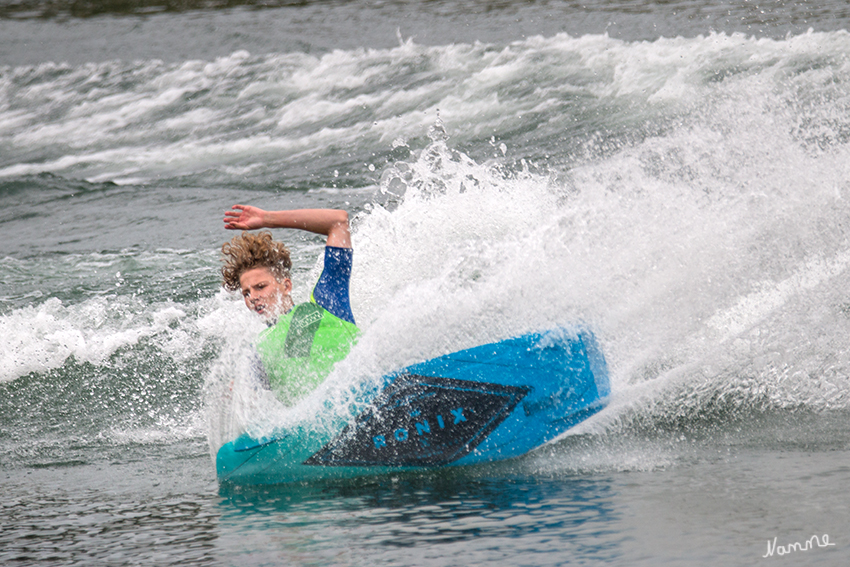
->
[1, 461, 623, 566]
[216, 468, 624, 565]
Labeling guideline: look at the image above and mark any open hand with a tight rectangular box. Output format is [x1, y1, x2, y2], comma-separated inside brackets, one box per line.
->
[224, 204, 266, 230]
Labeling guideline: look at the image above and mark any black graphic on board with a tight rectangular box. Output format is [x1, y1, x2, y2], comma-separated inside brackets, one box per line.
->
[304, 374, 530, 467]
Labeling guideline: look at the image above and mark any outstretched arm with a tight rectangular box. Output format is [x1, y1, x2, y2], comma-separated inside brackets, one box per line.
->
[223, 205, 351, 248]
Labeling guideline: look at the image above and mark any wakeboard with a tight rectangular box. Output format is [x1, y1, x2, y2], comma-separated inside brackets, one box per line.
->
[216, 326, 609, 485]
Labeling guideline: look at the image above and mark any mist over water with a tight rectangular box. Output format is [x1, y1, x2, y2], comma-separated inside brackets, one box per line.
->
[2, 2, 849, 564]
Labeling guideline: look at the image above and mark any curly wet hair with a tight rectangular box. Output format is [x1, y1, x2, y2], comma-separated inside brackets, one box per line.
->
[221, 231, 292, 291]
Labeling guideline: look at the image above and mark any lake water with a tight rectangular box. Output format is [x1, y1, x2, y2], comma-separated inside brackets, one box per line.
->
[1, 0, 848, 564]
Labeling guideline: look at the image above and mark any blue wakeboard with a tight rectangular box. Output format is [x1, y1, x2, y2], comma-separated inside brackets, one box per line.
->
[216, 326, 609, 485]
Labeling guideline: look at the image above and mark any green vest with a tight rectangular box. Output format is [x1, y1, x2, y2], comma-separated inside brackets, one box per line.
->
[256, 303, 360, 406]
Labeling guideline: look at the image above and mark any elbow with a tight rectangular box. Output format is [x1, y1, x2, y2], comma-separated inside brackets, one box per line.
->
[331, 210, 350, 231]
[326, 210, 352, 248]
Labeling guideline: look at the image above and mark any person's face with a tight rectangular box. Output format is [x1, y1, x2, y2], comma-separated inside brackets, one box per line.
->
[239, 266, 292, 319]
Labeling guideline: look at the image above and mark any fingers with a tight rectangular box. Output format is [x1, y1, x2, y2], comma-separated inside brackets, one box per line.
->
[223, 205, 246, 229]
[223, 218, 246, 230]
